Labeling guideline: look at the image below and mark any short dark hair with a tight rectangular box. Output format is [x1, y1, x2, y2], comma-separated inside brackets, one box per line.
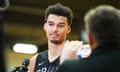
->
[84, 5, 120, 45]
[45, 3, 73, 25]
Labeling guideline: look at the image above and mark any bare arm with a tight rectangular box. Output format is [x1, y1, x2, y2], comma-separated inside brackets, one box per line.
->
[29, 54, 38, 72]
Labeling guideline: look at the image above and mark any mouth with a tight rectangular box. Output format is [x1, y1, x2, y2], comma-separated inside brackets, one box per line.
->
[50, 33, 59, 38]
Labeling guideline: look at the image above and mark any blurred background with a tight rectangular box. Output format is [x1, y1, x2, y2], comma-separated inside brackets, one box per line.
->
[1, 0, 120, 71]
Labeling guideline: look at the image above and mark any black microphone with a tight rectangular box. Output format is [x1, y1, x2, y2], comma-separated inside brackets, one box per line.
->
[10, 58, 29, 72]
[19, 58, 29, 72]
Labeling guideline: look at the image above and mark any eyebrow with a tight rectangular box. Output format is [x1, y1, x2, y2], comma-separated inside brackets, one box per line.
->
[59, 22, 65, 25]
[47, 21, 65, 25]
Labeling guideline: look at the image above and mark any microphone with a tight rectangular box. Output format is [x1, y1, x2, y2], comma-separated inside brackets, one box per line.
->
[19, 58, 29, 72]
[10, 58, 29, 72]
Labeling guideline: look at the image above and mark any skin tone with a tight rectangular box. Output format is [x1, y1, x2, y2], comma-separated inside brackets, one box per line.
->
[44, 14, 71, 62]
[29, 14, 82, 72]
[88, 32, 96, 49]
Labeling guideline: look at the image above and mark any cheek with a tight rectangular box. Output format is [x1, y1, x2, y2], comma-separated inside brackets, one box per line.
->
[44, 29, 50, 38]
[59, 30, 67, 37]
[46, 30, 50, 36]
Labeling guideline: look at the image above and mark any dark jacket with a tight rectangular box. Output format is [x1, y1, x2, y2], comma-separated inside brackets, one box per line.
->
[56, 45, 120, 72]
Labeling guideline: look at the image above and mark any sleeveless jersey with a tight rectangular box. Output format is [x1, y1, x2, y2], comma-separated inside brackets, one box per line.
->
[34, 50, 60, 72]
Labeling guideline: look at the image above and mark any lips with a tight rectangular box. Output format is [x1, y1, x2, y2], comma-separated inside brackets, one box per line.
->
[50, 33, 59, 38]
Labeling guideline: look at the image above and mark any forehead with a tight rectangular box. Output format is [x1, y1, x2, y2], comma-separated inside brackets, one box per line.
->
[47, 14, 68, 23]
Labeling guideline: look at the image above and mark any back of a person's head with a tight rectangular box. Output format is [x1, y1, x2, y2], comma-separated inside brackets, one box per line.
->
[84, 5, 120, 45]
[45, 3, 73, 25]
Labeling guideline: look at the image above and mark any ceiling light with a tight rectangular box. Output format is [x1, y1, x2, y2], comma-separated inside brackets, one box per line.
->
[13, 43, 38, 54]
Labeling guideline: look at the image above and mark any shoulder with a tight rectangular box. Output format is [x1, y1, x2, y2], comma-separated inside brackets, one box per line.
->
[62, 59, 80, 66]
[30, 50, 48, 61]
[57, 59, 80, 72]
[37, 50, 48, 59]
[29, 53, 39, 72]
[57, 58, 95, 72]
[39, 50, 48, 55]
[29, 50, 48, 72]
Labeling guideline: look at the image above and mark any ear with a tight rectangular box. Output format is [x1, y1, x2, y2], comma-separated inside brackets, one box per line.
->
[88, 32, 94, 48]
[67, 26, 71, 34]
[43, 23, 47, 31]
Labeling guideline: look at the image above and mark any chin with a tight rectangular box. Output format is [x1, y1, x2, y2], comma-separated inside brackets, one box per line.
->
[50, 40, 61, 44]
[51, 40, 58, 43]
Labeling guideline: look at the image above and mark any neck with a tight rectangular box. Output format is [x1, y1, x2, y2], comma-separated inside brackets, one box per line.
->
[48, 41, 65, 63]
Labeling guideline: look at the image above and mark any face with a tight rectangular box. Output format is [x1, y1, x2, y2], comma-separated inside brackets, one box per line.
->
[44, 14, 71, 44]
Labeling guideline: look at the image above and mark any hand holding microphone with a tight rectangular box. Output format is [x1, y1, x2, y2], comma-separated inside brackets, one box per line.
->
[10, 58, 29, 72]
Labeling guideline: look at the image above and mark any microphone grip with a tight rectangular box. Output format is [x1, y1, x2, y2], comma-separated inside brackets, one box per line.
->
[19, 58, 29, 72]
[10, 58, 29, 72]
[10, 66, 21, 72]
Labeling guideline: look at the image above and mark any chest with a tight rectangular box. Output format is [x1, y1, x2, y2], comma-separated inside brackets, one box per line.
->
[34, 54, 60, 72]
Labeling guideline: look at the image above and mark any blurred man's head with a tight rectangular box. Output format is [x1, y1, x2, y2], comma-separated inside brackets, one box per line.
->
[84, 5, 120, 48]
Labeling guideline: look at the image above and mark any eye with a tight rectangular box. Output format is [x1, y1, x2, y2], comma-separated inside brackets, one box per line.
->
[48, 23, 54, 26]
[58, 24, 64, 27]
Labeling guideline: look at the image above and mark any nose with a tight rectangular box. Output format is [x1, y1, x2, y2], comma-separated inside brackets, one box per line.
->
[53, 25, 58, 32]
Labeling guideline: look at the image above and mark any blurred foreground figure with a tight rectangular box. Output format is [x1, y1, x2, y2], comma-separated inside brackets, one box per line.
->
[57, 5, 120, 72]
[0, 0, 10, 72]
[0, 10, 6, 72]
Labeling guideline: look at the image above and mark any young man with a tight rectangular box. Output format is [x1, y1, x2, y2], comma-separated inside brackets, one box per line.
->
[29, 3, 83, 72]
[56, 5, 120, 72]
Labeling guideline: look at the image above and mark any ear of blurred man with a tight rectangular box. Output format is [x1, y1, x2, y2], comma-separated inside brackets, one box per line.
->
[88, 32, 95, 49]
